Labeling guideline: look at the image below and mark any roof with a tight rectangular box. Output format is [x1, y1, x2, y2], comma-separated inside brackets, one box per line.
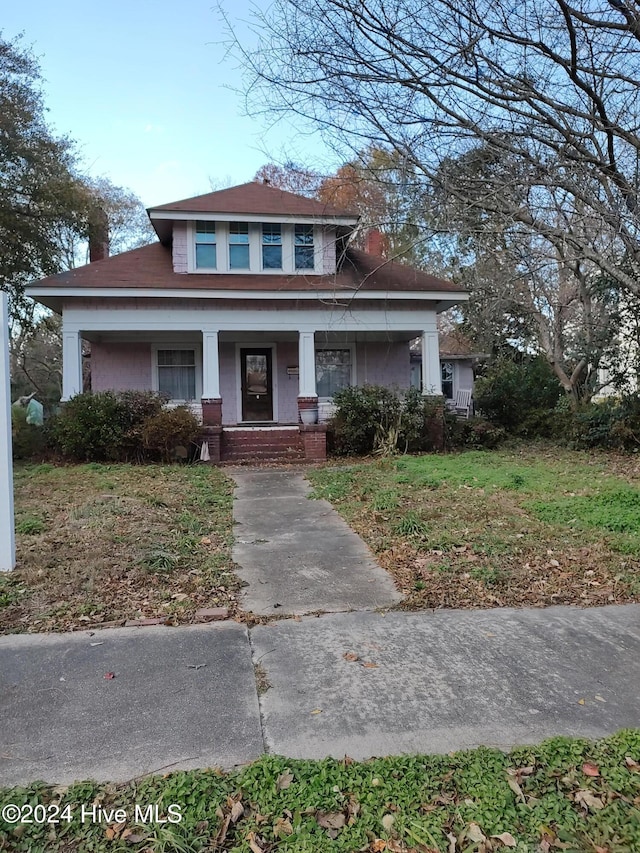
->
[28, 242, 466, 295]
[411, 328, 489, 360]
[149, 181, 358, 219]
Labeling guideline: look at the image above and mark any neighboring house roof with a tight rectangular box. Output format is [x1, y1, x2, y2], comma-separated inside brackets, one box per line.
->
[29, 242, 466, 296]
[411, 328, 489, 360]
[149, 181, 358, 219]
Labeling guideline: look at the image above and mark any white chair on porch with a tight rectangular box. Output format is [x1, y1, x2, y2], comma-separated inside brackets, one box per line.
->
[454, 388, 473, 419]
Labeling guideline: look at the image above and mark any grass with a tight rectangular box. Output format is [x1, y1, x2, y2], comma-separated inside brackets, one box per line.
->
[1, 731, 639, 851]
[0, 463, 239, 634]
[307, 445, 640, 610]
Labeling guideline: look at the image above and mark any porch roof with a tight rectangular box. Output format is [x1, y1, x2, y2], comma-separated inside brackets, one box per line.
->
[27, 242, 466, 297]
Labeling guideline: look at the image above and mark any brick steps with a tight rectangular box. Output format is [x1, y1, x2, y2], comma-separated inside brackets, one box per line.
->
[220, 428, 304, 463]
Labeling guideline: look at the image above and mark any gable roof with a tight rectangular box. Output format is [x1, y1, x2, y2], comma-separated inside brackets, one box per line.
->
[149, 181, 358, 219]
[27, 241, 466, 298]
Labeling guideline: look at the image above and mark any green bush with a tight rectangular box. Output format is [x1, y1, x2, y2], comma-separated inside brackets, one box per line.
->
[570, 395, 640, 450]
[11, 405, 43, 460]
[445, 414, 506, 449]
[141, 406, 201, 463]
[474, 356, 562, 434]
[48, 391, 170, 462]
[329, 385, 444, 456]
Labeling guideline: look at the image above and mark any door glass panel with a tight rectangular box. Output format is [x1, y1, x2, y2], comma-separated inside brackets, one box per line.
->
[241, 349, 273, 421]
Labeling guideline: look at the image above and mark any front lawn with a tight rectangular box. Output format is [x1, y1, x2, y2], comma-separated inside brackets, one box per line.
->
[0, 463, 239, 634]
[1, 731, 639, 852]
[307, 446, 640, 610]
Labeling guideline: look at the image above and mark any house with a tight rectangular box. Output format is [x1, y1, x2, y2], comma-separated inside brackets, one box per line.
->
[410, 328, 488, 410]
[26, 182, 468, 462]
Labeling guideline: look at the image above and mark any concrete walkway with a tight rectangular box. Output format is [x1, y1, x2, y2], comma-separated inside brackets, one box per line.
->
[1, 605, 639, 785]
[229, 469, 402, 615]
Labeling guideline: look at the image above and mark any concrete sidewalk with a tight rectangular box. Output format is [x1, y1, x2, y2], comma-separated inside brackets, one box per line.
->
[2, 604, 639, 785]
[230, 468, 402, 615]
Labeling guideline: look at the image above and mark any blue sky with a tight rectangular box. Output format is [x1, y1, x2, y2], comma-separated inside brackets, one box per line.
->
[4, 0, 334, 207]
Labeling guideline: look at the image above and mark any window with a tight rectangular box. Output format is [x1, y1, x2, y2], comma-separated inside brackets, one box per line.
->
[229, 222, 250, 269]
[262, 223, 282, 269]
[195, 221, 216, 269]
[316, 349, 352, 397]
[157, 349, 196, 400]
[441, 361, 454, 399]
[294, 224, 315, 270]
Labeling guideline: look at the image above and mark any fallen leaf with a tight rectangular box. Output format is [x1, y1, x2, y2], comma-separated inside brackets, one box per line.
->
[362, 661, 379, 669]
[625, 756, 640, 771]
[124, 833, 146, 844]
[247, 831, 266, 852]
[316, 811, 346, 830]
[200, 537, 212, 545]
[582, 763, 600, 777]
[103, 672, 116, 680]
[310, 708, 323, 715]
[578, 698, 585, 705]
[230, 800, 244, 823]
[549, 559, 560, 567]
[595, 695, 606, 703]
[90, 642, 104, 647]
[276, 771, 294, 790]
[343, 652, 359, 662]
[575, 789, 605, 811]
[273, 817, 293, 837]
[171, 593, 189, 601]
[492, 831, 517, 847]
[506, 776, 527, 804]
[446, 832, 457, 853]
[467, 822, 486, 842]
[371, 841, 387, 852]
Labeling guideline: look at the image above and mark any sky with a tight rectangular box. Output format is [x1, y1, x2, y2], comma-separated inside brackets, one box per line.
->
[3, 0, 334, 208]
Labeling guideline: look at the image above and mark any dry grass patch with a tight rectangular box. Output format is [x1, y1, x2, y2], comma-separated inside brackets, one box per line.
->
[307, 444, 640, 610]
[0, 462, 240, 633]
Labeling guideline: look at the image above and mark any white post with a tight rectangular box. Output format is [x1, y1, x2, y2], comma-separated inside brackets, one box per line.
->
[61, 329, 82, 401]
[298, 331, 317, 397]
[421, 330, 442, 396]
[202, 330, 220, 398]
[0, 292, 15, 571]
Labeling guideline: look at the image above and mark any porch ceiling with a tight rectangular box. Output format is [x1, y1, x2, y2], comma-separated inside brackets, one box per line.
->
[82, 330, 423, 344]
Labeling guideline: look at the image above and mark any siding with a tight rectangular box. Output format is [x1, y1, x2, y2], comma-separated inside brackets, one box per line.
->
[356, 341, 410, 389]
[91, 342, 152, 391]
[172, 222, 188, 273]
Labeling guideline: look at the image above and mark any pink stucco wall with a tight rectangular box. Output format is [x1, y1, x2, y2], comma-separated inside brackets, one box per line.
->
[91, 342, 152, 391]
[356, 341, 410, 389]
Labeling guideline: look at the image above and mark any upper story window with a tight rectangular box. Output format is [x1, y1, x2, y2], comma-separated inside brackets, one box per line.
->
[195, 221, 216, 269]
[262, 224, 282, 270]
[294, 225, 315, 270]
[229, 222, 250, 269]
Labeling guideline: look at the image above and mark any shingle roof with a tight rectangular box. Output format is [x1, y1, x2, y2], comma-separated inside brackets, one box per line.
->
[149, 181, 358, 219]
[29, 242, 465, 294]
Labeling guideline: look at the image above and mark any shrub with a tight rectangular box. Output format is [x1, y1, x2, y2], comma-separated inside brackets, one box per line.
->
[11, 405, 43, 460]
[445, 415, 506, 449]
[329, 385, 444, 456]
[474, 356, 562, 434]
[570, 395, 640, 450]
[141, 407, 201, 463]
[49, 391, 169, 462]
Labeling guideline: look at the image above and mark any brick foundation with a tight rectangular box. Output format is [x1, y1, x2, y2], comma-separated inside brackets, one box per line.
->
[220, 427, 304, 463]
[201, 397, 222, 426]
[300, 424, 328, 461]
[297, 396, 319, 420]
[201, 426, 222, 463]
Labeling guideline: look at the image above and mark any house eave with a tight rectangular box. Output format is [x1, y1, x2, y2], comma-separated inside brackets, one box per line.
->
[147, 210, 360, 227]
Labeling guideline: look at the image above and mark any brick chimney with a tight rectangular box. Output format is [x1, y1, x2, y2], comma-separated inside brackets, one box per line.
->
[364, 228, 386, 257]
[88, 205, 109, 262]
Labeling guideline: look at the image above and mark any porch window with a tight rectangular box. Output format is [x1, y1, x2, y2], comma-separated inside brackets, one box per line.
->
[262, 224, 282, 269]
[316, 349, 352, 397]
[229, 222, 250, 269]
[157, 349, 196, 400]
[195, 221, 216, 269]
[441, 361, 454, 399]
[294, 225, 315, 270]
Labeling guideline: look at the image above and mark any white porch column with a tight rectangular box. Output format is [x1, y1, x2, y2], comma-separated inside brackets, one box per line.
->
[202, 330, 220, 399]
[0, 292, 15, 571]
[62, 328, 83, 401]
[298, 331, 317, 398]
[421, 330, 442, 395]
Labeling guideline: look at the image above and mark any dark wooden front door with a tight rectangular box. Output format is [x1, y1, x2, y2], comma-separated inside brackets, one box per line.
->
[241, 348, 273, 421]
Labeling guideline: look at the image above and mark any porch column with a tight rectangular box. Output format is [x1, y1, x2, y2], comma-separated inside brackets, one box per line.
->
[298, 331, 318, 420]
[201, 330, 222, 426]
[421, 330, 442, 396]
[61, 328, 83, 401]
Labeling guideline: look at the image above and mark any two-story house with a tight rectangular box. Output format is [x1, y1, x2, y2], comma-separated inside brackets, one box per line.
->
[26, 181, 467, 462]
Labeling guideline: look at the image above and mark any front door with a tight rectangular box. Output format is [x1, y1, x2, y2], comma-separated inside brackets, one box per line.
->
[241, 348, 273, 421]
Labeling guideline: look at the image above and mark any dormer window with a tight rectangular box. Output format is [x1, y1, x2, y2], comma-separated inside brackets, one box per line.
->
[294, 225, 315, 270]
[229, 222, 250, 269]
[262, 224, 282, 270]
[195, 221, 216, 269]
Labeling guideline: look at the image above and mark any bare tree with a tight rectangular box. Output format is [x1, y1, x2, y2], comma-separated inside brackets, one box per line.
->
[234, 0, 640, 294]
